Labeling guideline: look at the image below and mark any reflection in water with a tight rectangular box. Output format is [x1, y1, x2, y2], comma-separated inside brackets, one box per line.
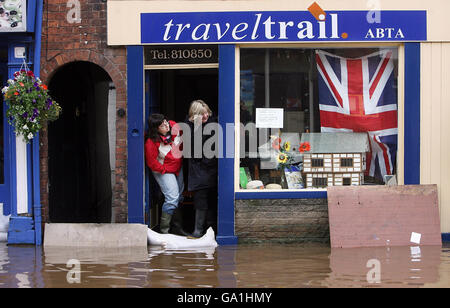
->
[0, 243, 449, 288]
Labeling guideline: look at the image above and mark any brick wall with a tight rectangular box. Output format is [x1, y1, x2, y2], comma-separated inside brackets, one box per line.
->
[39, 0, 128, 222]
[235, 199, 330, 243]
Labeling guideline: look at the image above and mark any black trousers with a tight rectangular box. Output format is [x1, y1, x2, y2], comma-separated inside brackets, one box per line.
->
[193, 187, 217, 210]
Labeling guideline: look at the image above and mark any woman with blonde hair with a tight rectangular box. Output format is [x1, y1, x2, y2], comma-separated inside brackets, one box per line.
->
[185, 100, 218, 237]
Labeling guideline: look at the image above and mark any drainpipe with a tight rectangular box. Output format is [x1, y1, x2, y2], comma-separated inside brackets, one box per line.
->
[32, 0, 43, 245]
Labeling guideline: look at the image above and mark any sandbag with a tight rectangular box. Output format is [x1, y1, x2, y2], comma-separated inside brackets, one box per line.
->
[147, 227, 218, 249]
[0, 232, 7, 242]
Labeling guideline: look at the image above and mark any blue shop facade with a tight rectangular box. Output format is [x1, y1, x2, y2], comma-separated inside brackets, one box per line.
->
[4, 1, 450, 245]
[1, 0, 44, 244]
[115, 3, 435, 246]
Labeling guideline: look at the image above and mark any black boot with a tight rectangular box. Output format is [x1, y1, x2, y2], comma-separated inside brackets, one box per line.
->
[206, 208, 217, 235]
[170, 207, 191, 236]
[191, 209, 207, 238]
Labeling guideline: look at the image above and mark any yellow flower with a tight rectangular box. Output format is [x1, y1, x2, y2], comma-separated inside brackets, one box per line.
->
[277, 152, 288, 164]
[284, 141, 291, 151]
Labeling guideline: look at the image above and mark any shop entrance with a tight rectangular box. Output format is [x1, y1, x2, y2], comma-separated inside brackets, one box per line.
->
[145, 68, 218, 231]
[47, 61, 115, 223]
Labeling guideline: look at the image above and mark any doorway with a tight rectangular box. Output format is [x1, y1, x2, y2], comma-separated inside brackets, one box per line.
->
[146, 68, 218, 231]
[47, 61, 115, 223]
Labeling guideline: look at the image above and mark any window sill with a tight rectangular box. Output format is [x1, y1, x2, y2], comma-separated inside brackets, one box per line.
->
[235, 189, 327, 199]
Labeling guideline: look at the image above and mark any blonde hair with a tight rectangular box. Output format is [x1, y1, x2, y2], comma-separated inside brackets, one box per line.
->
[188, 99, 212, 122]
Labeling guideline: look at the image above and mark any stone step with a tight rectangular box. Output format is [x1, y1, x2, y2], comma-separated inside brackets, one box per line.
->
[43, 223, 148, 248]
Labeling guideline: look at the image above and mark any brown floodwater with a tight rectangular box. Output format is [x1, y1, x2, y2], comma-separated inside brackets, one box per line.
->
[0, 242, 449, 288]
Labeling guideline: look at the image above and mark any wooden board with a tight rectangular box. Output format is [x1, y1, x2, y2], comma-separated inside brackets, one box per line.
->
[327, 185, 442, 248]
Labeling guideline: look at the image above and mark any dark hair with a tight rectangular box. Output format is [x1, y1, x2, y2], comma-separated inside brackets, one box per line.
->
[146, 113, 166, 142]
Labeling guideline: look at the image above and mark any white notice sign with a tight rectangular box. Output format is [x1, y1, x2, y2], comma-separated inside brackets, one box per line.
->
[255, 108, 284, 128]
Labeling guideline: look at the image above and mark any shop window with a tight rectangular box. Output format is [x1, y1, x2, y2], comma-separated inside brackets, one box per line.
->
[239, 47, 398, 190]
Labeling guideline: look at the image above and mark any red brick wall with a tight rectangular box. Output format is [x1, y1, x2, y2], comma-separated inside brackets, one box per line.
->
[40, 0, 128, 223]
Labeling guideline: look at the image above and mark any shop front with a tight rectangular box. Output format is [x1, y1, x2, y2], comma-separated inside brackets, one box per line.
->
[108, 0, 450, 244]
[0, 0, 43, 244]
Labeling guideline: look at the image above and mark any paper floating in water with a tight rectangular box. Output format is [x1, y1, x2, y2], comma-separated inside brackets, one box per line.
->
[410, 232, 422, 245]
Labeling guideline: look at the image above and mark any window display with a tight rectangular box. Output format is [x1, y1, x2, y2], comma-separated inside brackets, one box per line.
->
[239, 47, 398, 190]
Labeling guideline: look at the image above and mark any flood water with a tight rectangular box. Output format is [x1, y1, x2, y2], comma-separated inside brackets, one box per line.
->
[0, 242, 449, 288]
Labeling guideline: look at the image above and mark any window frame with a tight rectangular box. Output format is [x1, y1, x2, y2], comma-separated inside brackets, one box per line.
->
[234, 43, 405, 196]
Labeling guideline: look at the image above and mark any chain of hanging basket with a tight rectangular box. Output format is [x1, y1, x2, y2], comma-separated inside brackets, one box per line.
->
[1, 59, 61, 143]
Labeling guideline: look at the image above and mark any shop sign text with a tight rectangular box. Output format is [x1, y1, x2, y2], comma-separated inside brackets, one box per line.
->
[141, 9, 426, 44]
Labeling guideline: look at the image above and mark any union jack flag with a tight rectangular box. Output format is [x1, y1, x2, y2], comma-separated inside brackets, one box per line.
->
[315, 49, 398, 182]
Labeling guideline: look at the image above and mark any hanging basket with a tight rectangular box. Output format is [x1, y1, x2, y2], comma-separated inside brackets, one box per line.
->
[1, 62, 61, 143]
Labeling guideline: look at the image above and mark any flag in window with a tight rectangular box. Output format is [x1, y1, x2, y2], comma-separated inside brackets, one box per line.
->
[315, 49, 398, 182]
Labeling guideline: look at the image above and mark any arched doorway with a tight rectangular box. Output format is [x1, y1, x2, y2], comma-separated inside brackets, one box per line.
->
[47, 61, 115, 223]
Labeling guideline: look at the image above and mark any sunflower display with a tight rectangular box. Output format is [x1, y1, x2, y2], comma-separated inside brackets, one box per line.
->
[277, 152, 288, 164]
[284, 141, 291, 151]
[267, 135, 311, 189]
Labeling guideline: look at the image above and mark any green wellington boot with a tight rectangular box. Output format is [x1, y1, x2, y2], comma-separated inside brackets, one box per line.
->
[160, 212, 172, 234]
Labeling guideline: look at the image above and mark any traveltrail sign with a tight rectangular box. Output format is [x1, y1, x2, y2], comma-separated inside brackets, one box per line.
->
[140, 9, 427, 44]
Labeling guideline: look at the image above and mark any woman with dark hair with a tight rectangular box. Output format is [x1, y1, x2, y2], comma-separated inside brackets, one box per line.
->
[145, 113, 187, 235]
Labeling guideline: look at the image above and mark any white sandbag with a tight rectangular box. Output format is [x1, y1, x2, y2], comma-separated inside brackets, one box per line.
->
[0, 204, 10, 233]
[147, 227, 218, 249]
[0, 232, 7, 242]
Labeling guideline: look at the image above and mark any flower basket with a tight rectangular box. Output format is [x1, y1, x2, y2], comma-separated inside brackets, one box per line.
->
[2, 69, 61, 143]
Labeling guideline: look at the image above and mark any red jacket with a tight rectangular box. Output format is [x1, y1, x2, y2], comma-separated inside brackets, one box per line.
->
[145, 120, 183, 175]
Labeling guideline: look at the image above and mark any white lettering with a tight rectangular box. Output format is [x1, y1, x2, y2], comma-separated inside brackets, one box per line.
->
[163, 19, 174, 41]
[214, 22, 231, 40]
[278, 21, 294, 39]
[385, 28, 395, 38]
[318, 20, 327, 39]
[297, 21, 314, 39]
[66, 0, 81, 24]
[232, 22, 249, 40]
[366, 259, 381, 283]
[192, 23, 210, 40]
[66, 259, 81, 284]
[365, 28, 375, 39]
[203, 123, 223, 159]
[175, 23, 191, 40]
[220, 293, 273, 303]
[366, 0, 381, 24]
[365, 27, 404, 39]
[330, 13, 339, 38]
[252, 13, 262, 39]
[161, 12, 350, 42]
[177, 292, 211, 305]
[376, 28, 384, 38]
[262, 16, 276, 39]
[395, 28, 405, 39]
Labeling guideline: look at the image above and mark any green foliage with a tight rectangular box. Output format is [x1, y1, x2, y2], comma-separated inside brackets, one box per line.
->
[2, 69, 61, 143]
